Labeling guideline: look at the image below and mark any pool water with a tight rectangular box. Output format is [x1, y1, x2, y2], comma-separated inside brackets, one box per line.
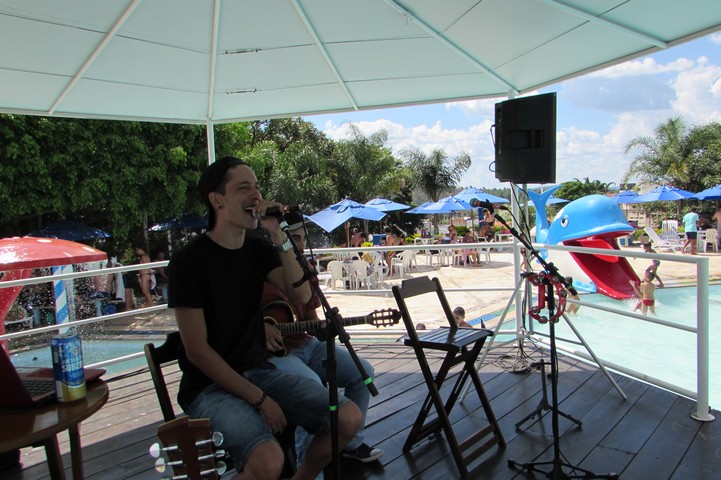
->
[498, 284, 720, 408]
[10, 338, 160, 375]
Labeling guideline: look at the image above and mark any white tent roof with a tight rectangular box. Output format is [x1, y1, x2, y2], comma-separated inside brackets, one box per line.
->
[1, 0, 720, 124]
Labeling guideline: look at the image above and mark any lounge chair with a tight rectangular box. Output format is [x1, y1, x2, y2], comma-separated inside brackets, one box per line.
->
[643, 227, 683, 252]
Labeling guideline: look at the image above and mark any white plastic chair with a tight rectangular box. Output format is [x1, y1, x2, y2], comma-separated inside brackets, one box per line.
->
[392, 251, 415, 278]
[350, 259, 372, 290]
[661, 220, 679, 241]
[643, 227, 683, 252]
[327, 260, 350, 290]
[702, 229, 718, 253]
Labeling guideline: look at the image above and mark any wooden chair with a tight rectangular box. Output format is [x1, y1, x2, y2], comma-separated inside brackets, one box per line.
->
[145, 333, 297, 476]
[391, 276, 505, 477]
[145, 331, 182, 422]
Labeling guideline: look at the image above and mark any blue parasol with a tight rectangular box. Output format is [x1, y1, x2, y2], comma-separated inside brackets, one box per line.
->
[614, 190, 640, 203]
[364, 197, 410, 212]
[454, 187, 509, 205]
[308, 198, 386, 232]
[693, 184, 721, 201]
[412, 195, 472, 214]
[630, 185, 695, 203]
[149, 214, 208, 232]
[405, 201, 434, 214]
[27, 220, 111, 241]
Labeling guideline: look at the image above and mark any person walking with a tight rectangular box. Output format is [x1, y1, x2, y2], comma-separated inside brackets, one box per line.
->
[681, 207, 700, 255]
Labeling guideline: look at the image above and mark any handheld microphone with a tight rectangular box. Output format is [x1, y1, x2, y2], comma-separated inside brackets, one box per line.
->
[469, 198, 495, 212]
[264, 205, 301, 219]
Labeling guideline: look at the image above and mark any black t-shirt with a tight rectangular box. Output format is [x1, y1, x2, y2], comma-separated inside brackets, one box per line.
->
[167, 233, 281, 409]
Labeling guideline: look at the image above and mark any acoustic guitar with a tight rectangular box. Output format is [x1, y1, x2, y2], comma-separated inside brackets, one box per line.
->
[150, 416, 227, 480]
[262, 300, 401, 356]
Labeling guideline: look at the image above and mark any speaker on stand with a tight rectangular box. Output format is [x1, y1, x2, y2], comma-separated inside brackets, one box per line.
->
[494, 92, 556, 185]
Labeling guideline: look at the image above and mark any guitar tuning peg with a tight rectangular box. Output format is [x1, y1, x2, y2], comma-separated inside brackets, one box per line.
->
[195, 431, 224, 448]
[155, 457, 184, 473]
[215, 460, 228, 475]
[160, 475, 189, 480]
[149, 442, 179, 458]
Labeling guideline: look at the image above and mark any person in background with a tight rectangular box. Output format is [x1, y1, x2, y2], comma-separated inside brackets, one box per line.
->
[681, 207, 700, 255]
[262, 210, 383, 466]
[453, 306, 474, 328]
[154, 251, 169, 301]
[168, 156, 361, 479]
[641, 243, 664, 288]
[630, 274, 656, 315]
[135, 246, 155, 307]
[564, 276, 580, 314]
[712, 207, 721, 250]
[350, 229, 366, 248]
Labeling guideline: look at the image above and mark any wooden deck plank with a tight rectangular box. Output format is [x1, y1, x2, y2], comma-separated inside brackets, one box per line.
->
[2, 342, 719, 480]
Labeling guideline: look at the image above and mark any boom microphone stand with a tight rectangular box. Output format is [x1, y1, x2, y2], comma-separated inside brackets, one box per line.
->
[277, 212, 378, 480]
[489, 209, 617, 479]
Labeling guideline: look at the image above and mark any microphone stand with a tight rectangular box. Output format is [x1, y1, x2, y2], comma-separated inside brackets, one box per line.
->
[277, 216, 378, 480]
[491, 210, 617, 479]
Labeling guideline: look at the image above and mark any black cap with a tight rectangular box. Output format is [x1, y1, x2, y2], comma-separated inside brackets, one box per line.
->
[284, 209, 305, 231]
[198, 156, 247, 229]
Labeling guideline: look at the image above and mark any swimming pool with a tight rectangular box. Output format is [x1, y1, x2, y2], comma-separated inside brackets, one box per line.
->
[516, 284, 720, 408]
[10, 338, 160, 375]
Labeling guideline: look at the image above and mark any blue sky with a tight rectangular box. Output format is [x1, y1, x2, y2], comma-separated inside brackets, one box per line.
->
[304, 32, 721, 190]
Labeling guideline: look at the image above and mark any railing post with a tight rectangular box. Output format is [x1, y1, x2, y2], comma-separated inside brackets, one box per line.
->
[693, 256, 714, 421]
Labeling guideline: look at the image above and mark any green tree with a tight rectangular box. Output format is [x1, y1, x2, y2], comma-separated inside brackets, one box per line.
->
[0, 115, 209, 254]
[330, 124, 407, 203]
[623, 117, 692, 187]
[555, 177, 614, 202]
[401, 146, 471, 232]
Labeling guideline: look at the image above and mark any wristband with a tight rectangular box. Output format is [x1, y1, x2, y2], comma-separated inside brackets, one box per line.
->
[276, 238, 293, 253]
[252, 392, 267, 410]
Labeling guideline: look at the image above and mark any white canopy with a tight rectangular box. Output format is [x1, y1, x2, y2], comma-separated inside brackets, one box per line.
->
[1, 0, 720, 125]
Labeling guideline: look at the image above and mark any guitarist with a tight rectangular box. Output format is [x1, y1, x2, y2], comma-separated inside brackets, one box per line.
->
[168, 157, 362, 480]
[262, 210, 384, 465]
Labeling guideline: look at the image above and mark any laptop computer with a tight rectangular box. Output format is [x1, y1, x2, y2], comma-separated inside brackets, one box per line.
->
[0, 347, 105, 408]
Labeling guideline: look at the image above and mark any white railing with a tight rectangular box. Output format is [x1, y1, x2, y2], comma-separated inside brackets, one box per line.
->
[1, 242, 713, 420]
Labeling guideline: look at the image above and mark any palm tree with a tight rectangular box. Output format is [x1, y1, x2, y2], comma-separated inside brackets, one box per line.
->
[401, 146, 471, 233]
[623, 117, 692, 187]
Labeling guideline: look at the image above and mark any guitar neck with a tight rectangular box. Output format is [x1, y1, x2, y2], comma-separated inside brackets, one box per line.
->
[277, 316, 369, 335]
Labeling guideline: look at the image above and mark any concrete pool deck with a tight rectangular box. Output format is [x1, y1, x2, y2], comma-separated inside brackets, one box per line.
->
[114, 243, 721, 336]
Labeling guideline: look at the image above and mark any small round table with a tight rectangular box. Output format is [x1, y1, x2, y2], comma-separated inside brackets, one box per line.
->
[0, 380, 109, 480]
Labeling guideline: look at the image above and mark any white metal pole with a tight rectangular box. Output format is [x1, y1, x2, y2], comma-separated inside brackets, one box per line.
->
[692, 257, 714, 421]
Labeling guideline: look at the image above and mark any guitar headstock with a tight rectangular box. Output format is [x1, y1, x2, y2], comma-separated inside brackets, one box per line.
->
[367, 308, 401, 327]
[150, 417, 227, 479]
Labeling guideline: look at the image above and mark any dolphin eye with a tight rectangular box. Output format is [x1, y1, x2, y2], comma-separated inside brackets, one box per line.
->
[560, 215, 569, 228]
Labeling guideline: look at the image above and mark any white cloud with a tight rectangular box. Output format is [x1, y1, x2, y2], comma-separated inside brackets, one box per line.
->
[590, 57, 693, 78]
[316, 37, 721, 190]
[670, 63, 721, 123]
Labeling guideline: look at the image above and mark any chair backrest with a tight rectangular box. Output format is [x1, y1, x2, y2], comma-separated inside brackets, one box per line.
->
[706, 228, 718, 243]
[662, 220, 678, 238]
[351, 259, 370, 279]
[327, 260, 344, 278]
[144, 332, 182, 422]
[643, 226, 664, 243]
[391, 276, 457, 342]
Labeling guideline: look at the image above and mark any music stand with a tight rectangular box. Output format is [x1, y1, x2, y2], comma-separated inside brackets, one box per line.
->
[277, 209, 377, 480]
[489, 211, 618, 479]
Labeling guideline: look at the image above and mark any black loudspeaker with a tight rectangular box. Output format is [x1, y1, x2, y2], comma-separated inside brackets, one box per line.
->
[494, 92, 556, 184]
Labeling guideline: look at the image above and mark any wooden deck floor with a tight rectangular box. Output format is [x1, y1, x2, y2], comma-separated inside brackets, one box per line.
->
[3, 342, 720, 480]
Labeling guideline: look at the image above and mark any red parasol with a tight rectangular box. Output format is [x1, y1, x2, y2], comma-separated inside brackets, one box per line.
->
[1, 237, 107, 337]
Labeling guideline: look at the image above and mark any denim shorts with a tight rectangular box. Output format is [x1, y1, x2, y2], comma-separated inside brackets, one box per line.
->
[186, 366, 348, 472]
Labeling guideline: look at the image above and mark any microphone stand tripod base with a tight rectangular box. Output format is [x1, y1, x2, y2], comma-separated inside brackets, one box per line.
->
[507, 458, 619, 480]
[515, 359, 582, 431]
